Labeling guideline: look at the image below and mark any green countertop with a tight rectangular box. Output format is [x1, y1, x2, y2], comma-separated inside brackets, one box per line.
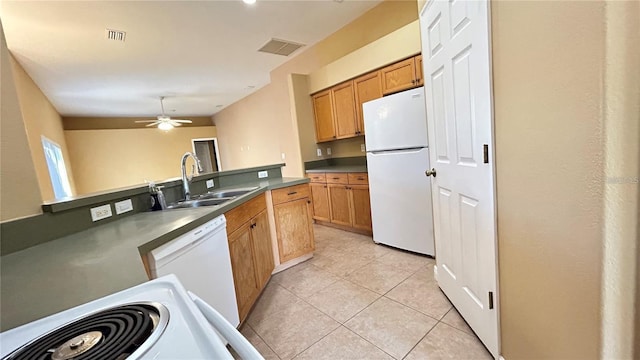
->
[0, 177, 308, 331]
[305, 165, 368, 173]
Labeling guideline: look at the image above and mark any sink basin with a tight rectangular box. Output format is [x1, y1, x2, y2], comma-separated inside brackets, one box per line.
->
[196, 186, 259, 199]
[166, 197, 233, 209]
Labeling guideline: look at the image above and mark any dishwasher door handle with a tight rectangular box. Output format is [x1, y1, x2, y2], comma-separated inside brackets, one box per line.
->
[189, 291, 264, 360]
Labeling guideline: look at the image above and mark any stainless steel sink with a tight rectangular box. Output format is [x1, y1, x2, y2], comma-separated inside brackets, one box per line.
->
[167, 187, 259, 209]
[166, 197, 234, 209]
[196, 186, 259, 199]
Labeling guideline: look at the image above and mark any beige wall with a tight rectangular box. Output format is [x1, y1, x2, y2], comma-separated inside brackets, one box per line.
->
[64, 126, 217, 194]
[214, 0, 418, 176]
[308, 20, 421, 94]
[600, 1, 640, 358]
[0, 23, 43, 221]
[492, 1, 605, 358]
[10, 56, 77, 202]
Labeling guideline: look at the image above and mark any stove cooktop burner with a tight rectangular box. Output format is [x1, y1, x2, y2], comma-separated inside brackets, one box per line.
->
[3, 303, 169, 360]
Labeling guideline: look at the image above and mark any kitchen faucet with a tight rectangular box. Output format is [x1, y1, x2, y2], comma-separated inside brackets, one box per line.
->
[181, 152, 203, 200]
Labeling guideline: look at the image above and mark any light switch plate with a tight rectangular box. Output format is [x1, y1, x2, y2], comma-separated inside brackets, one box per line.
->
[114, 199, 133, 215]
[360, 143, 366, 152]
[258, 171, 268, 178]
[90, 204, 112, 221]
[317, 148, 322, 157]
[206, 179, 215, 188]
[327, 147, 332, 155]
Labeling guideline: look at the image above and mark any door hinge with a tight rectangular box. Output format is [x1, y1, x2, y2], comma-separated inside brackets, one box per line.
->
[483, 144, 489, 164]
[488, 291, 494, 309]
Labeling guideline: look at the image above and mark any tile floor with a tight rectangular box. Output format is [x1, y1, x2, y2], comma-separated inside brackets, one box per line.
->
[239, 225, 492, 360]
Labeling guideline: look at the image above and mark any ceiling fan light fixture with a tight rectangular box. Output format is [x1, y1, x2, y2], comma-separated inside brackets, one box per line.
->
[158, 122, 174, 131]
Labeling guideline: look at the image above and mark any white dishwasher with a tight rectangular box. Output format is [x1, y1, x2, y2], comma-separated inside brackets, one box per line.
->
[148, 215, 240, 328]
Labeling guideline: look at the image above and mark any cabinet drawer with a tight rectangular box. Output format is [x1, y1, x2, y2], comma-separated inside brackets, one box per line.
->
[225, 194, 267, 235]
[326, 173, 349, 184]
[272, 184, 311, 205]
[348, 173, 368, 185]
[307, 173, 326, 183]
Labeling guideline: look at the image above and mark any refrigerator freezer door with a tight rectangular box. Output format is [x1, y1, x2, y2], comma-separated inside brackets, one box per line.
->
[366, 147, 434, 255]
[363, 87, 428, 152]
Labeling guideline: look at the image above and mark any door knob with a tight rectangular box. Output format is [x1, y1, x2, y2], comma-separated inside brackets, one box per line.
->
[425, 168, 437, 177]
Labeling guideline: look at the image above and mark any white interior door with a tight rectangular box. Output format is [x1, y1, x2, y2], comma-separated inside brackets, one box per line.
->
[420, 0, 499, 357]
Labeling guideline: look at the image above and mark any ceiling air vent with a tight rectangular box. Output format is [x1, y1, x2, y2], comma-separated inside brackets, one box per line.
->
[258, 38, 304, 56]
[106, 29, 126, 42]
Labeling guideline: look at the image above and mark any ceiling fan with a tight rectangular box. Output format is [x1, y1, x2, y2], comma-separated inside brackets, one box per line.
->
[135, 96, 192, 130]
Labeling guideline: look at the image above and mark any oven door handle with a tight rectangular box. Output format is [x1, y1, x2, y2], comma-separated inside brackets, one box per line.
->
[188, 291, 265, 360]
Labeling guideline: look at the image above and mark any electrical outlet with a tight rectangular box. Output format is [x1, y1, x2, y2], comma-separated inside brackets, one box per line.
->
[327, 147, 332, 155]
[317, 148, 322, 157]
[114, 199, 133, 215]
[206, 179, 215, 188]
[258, 170, 268, 178]
[90, 204, 112, 221]
[361, 143, 366, 152]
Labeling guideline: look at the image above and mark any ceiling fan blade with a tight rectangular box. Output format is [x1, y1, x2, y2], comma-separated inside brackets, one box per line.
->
[145, 122, 160, 127]
[135, 120, 158, 123]
[171, 119, 192, 123]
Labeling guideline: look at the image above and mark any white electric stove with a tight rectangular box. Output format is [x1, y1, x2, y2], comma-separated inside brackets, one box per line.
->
[0, 275, 262, 359]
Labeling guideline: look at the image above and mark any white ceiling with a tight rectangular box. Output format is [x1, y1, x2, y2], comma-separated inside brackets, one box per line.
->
[0, 0, 380, 117]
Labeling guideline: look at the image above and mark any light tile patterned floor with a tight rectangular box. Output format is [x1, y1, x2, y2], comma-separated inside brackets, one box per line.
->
[239, 225, 492, 360]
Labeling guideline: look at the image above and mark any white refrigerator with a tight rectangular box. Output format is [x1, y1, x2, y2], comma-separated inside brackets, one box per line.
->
[363, 87, 434, 256]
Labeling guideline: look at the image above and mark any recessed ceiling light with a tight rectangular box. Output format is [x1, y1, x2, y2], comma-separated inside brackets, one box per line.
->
[243, 0, 256, 4]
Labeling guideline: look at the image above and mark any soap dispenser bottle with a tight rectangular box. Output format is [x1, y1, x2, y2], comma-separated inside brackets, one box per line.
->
[149, 182, 167, 211]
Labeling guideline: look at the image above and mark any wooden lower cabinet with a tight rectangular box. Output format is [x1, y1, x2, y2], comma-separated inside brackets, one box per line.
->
[309, 172, 372, 234]
[274, 196, 315, 264]
[310, 183, 330, 221]
[328, 184, 351, 227]
[228, 224, 260, 322]
[251, 210, 274, 289]
[226, 194, 275, 323]
[350, 185, 372, 231]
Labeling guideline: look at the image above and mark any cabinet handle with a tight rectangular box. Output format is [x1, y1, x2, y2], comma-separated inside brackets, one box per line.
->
[287, 191, 298, 195]
[324, 185, 327, 188]
[357, 177, 364, 180]
[411, 79, 416, 84]
[333, 177, 340, 180]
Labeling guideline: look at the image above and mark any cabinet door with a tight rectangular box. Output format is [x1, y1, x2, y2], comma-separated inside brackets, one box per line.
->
[415, 55, 424, 87]
[250, 211, 274, 290]
[354, 71, 383, 135]
[350, 185, 372, 232]
[332, 81, 358, 139]
[381, 57, 418, 95]
[312, 90, 336, 142]
[228, 224, 260, 322]
[328, 184, 351, 227]
[310, 183, 330, 221]
[274, 198, 315, 263]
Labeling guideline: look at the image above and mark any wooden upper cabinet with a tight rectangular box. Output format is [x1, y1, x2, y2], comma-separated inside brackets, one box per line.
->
[381, 57, 418, 95]
[354, 71, 383, 135]
[332, 81, 358, 139]
[415, 55, 424, 87]
[250, 211, 274, 290]
[312, 89, 336, 142]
